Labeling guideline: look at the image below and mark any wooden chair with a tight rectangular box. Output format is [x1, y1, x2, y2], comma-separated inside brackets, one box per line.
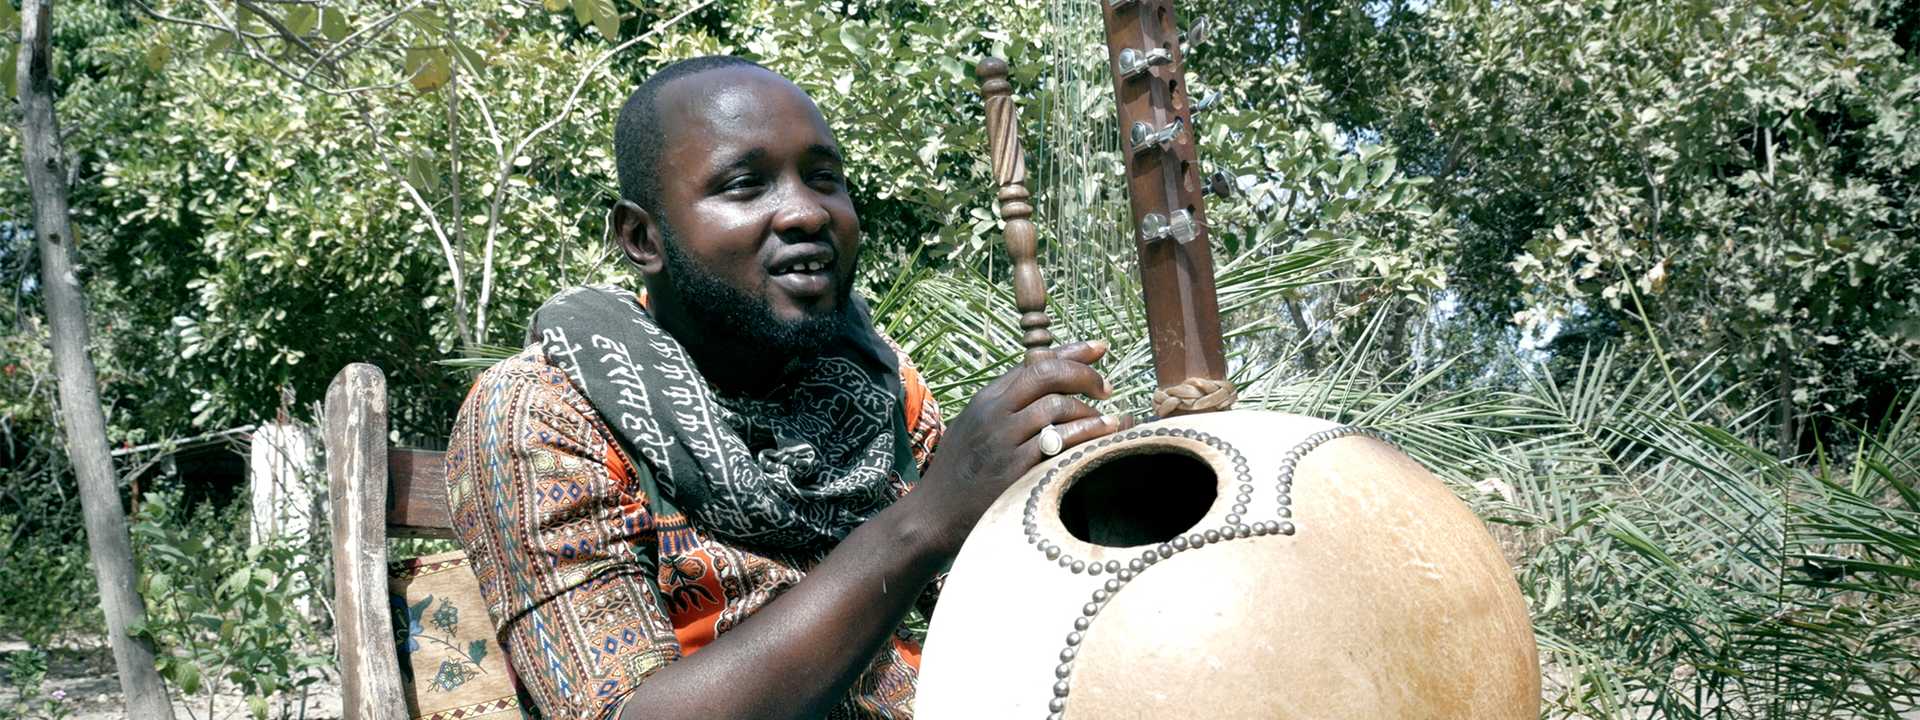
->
[323, 363, 457, 719]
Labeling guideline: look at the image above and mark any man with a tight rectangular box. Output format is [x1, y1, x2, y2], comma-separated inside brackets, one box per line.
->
[445, 55, 1127, 720]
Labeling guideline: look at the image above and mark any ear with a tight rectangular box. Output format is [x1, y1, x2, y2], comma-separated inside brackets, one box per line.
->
[613, 199, 665, 276]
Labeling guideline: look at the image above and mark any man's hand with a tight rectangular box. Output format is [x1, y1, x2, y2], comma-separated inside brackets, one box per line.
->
[603, 340, 1128, 720]
[909, 340, 1132, 556]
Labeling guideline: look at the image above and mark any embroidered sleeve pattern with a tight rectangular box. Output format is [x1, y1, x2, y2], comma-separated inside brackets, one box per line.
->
[446, 350, 683, 720]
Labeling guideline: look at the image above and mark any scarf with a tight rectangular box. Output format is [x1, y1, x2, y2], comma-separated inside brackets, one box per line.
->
[527, 285, 917, 552]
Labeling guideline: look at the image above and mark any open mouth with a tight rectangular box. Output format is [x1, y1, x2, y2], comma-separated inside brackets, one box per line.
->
[767, 249, 838, 299]
[771, 259, 832, 275]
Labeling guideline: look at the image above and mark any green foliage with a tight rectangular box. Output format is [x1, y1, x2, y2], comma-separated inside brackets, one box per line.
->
[1471, 362, 1919, 717]
[129, 490, 331, 720]
[1, 649, 77, 720]
[0, 0, 1464, 436]
[1374, 0, 1920, 441]
[0, 512, 96, 649]
[0, 273, 101, 648]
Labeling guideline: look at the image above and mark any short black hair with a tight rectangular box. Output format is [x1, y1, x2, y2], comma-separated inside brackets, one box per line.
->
[614, 55, 770, 216]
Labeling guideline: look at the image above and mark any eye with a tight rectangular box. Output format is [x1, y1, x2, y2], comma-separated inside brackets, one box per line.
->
[809, 169, 845, 189]
[719, 174, 764, 197]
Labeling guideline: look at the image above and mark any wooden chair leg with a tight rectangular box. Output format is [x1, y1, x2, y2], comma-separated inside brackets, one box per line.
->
[325, 364, 409, 719]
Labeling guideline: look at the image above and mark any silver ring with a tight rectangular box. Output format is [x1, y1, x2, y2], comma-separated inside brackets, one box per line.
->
[1039, 424, 1065, 456]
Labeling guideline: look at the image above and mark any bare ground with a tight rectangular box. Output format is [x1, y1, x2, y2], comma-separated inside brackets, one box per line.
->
[0, 638, 342, 720]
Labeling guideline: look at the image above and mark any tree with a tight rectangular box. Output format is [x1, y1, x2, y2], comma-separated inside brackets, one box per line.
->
[14, 0, 176, 716]
[7, 0, 1447, 440]
[1372, 0, 1920, 449]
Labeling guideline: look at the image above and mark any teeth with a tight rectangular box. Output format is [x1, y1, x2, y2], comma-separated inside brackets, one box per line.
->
[781, 261, 828, 274]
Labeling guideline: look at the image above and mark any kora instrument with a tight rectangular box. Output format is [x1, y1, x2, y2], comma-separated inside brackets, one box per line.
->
[914, 3, 1540, 717]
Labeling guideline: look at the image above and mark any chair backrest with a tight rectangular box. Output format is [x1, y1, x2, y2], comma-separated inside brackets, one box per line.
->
[323, 363, 450, 719]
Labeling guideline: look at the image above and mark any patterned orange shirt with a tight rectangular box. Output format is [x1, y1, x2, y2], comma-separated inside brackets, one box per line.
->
[445, 346, 945, 720]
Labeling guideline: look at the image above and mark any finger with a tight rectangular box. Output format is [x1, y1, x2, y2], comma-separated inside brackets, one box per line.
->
[1050, 339, 1110, 366]
[971, 342, 1112, 418]
[1016, 413, 1128, 464]
[970, 352, 1053, 416]
[1053, 412, 1128, 449]
[1013, 394, 1103, 437]
[1007, 357, 1112, 408]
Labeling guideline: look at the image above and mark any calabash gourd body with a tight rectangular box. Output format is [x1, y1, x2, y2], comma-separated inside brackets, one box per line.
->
[917, 410, 1539, 719]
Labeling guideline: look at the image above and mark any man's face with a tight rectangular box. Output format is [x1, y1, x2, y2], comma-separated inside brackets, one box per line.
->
[640, 67, 862, 357]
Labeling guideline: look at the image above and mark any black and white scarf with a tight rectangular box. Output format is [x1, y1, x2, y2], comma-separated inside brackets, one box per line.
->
[527, 285, 915, 552]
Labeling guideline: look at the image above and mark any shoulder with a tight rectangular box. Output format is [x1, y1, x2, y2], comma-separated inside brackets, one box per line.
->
[525, 284, 646, 342]
[472, 345, 564, 385]
[447, 344, 645, 515]
[455, 345, 608, 449]
[462, 346, 572, 410]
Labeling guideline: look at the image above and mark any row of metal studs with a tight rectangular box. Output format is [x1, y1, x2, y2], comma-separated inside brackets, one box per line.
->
[1274, 426, 1385, 519]
[1021, 426, 1259, 576]
[1038, 425, 1383, 719]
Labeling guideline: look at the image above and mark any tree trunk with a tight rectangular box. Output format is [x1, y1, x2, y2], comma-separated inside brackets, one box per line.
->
[16, 2, 178, 717]
[1382, 302, 1414, 370]
[1775, 342, 1798, 460]
[1284, 296, 1321, 371]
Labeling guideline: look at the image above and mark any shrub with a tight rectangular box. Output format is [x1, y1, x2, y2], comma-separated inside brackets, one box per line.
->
[129, 489, 332, 720]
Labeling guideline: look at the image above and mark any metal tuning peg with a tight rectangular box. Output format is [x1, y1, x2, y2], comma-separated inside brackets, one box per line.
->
[1188, 89, 1225, 133]
[1117, 47, 1174, 78]
[1129, 116, 1186, 154]
[1193, 89, 1224, 113]
[1180, 16, 1211, 52]
[1140, 209, 1198, 244]
[1204, 170, 1236, 199]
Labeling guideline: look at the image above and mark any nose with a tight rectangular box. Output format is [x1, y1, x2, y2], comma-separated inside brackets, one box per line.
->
[770, 177, 832, 240]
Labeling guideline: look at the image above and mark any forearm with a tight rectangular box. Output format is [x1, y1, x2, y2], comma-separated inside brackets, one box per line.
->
[615, 493, 952, 720]
[601, 341, 1122, 720]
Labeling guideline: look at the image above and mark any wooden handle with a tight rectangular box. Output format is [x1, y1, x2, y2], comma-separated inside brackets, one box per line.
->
[977, 57, 1055, 364]
[1102, 0, 1230, 410]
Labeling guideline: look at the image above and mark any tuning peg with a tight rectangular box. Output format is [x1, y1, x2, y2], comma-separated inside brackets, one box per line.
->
[1204, 170, 1236, 198]
[1129, 117, 1186, 154]
[1140, 209, 1198, 244]
[1192, 89, 1224, 113]
[1188, 89, 1226, 133]
[1117, 47, 1174, 78]
[1181, 17, 1211, 52]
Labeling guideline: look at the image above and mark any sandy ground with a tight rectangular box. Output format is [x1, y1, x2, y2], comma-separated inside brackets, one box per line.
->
[0, 638, 342, 720]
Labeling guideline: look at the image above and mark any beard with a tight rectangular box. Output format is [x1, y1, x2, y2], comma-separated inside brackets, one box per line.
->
[658, 220, 862, 364]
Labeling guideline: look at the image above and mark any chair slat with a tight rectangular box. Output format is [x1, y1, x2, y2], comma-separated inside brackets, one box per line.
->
[388, 448, 454, 539]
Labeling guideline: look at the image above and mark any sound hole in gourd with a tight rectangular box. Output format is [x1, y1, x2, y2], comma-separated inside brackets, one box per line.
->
[1058, 450, 1216, 547]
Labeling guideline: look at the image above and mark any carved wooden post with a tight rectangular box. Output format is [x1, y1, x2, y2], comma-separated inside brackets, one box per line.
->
[977, 57, 1056, 364]
[325, 364, 409, 720]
